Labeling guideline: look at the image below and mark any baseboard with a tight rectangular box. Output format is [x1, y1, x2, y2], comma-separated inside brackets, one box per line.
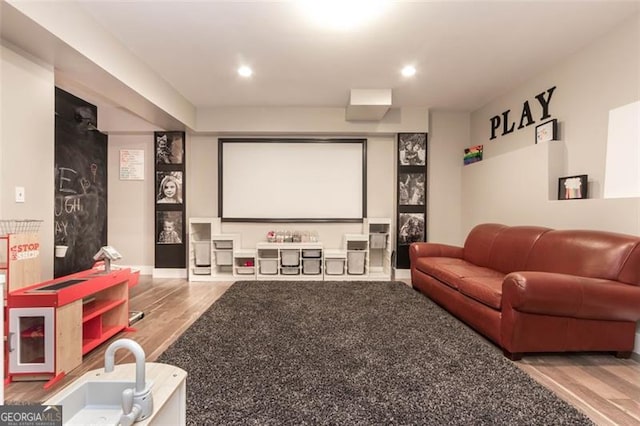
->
[119, 264, 153, 275]
[394, 268, 411, 279]
[634, 331, 640, 358]
[152, 268, 188, 278]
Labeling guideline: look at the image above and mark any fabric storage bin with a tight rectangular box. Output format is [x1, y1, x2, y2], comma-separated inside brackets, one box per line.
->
[215, 251, 233, 266]
[281, 266, 300, 275]
[302, 249, 322, 258]
[325, 258, 345, 275]
[369, 234, 387, 249]
[214, 240, 233, 249]
[194, 242, 211, 266]
[347, 252, 366, 275]
[280, 249, 300, 266]
[259, 259, 278, 274]
[303, 258, 321, 275]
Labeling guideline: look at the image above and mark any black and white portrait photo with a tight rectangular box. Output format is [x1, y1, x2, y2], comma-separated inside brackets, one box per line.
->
[157, 211, 183, 244]
[155, 131, 184, 165]
[399, 173, 425, 205]
[156, 171, 183, 204]
[398, 213, 425, 245]
[398, 133, 426, 166]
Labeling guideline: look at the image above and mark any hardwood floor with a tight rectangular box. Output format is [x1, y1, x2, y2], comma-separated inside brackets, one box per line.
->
[5, 277, 640, 426]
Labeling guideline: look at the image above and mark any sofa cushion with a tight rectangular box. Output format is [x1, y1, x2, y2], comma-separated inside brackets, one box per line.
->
[458, 276, 504, 310]
[463, 223, 507, 268]
[415, 257, 503, 290]
[487, 226, 550, 274]
[526, 230, 639, 281]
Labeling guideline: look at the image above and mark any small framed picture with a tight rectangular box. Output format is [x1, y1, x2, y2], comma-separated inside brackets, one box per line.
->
[155, 131, 185, 165]
[558, 174, 588, 200]
[535, 119, 558, 144]
[398, 133, 427, 166]
[398, 173, 425, 205]
[156, 211, 183, 244]
[398, 212, 425, 245]
[156, 171, 183, 204]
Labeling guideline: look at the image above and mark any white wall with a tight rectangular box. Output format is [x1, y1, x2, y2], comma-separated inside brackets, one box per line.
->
[464, 14, 640, 236]
[0, 43, 55, 279]
[107, 134, 155, 273]
[427, 111, 470, 246]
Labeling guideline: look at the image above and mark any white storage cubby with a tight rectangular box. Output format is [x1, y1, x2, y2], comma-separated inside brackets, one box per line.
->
[256, 243, 323, 280]
[364, 218, 392, 279]
[324, 250, 346, 276]
[233, 249, 256, 277]
[188, 218, 239, 281]
[344, 234, 369, 277]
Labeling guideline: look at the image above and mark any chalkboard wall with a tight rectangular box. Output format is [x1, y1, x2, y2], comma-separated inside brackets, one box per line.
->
[54, 88, 108, 277]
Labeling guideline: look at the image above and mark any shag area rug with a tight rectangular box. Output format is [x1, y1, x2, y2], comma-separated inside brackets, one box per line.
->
[157, 281, 593, 425]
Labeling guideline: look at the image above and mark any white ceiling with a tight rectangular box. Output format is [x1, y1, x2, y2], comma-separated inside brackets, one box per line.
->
[73, 0, 639, 112]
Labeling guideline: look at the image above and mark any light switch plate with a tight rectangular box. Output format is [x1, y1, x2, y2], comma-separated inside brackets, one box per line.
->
[15, 187, 25, 203]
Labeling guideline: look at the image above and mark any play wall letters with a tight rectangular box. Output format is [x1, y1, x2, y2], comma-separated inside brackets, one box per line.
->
[489, 86, 556, 140]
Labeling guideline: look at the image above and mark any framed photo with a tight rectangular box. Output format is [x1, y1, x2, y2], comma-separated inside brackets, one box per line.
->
[463, 144, 483, 165]
[156, 211, 183, 244]
[155, 131, 184, 165]
[156, 171, 183, 204]
[398, 133, 427, 166]
[398, 212, 425, 245]
[399, 173, 425, 205]
[535, 119, 558, 144]
[558, 174, 588, 200]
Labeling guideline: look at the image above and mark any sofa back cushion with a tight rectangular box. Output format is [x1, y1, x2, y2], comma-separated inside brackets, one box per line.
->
[618, 244, 640, 286]
[487, 226, 551, 274]
[526, 230, 640, 282]
[463, 223, 507, 267]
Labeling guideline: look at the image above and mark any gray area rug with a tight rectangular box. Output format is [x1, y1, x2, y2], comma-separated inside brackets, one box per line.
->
[157, 280, 593, 425]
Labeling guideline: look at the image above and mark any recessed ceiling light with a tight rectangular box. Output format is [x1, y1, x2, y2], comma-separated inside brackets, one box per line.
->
[238, 66, 253, 78]
[401, 65, 416, 77]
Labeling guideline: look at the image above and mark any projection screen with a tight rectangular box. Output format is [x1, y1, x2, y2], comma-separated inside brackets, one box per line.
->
[219, 139, 367, 222]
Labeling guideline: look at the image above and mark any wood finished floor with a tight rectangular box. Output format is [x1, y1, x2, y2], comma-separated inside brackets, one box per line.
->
[5, 276, 640, 425]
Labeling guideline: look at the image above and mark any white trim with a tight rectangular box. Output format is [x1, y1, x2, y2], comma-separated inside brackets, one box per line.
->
[394, 268, 411, 279]
[119, 264, 153, 275]
[634, 330, 640, 356]
[153, 268, 188, 279]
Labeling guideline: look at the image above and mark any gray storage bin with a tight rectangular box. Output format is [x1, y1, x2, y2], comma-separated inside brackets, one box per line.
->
[302, 249, 322, 258]
[303, 258, 321, 275]
[347, 252, 366, 275]
[194, 241, 211, 266]
[259, 259, 278, 274]
[281, 266, 300, 275]
[216, 251, 233, 266]
[214, 240, 233, 249]
[236, 266, 255, 275]
[325, 258, 345, 275]
[369, 234, 387, 249]
[281, 249, 300, 266]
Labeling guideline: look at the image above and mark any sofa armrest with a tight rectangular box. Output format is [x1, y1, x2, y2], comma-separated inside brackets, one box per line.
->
[409, 242, 463, 265]
[503, 271, 640, 322]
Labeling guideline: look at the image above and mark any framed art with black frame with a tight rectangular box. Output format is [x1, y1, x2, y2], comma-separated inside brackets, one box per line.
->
[396, 133, 427, 269]
[154, 131, 186, 268]
[558, 174, 588, 200]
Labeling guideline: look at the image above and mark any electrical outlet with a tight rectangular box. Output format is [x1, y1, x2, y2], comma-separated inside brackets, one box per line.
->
[15, 187, 25, 203]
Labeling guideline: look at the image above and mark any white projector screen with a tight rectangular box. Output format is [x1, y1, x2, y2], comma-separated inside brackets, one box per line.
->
[219, 139, 366, 222]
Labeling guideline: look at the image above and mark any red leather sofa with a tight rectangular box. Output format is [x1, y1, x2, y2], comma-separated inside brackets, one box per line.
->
[410, 223, 640, 359]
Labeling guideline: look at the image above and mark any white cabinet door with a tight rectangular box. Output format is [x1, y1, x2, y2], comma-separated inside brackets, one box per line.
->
[8, 307, 54, 374]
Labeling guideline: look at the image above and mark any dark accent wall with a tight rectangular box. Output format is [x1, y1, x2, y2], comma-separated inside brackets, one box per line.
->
[54, 88, 108, 277]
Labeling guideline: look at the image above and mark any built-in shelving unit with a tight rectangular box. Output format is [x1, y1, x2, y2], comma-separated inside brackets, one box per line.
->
[188, 217, 394, 282]
[256, 243, 323, 280]
[364, 218, 392, 279]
